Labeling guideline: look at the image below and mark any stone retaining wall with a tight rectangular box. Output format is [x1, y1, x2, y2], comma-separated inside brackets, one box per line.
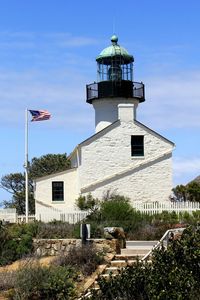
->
[33, 238, 120, 257]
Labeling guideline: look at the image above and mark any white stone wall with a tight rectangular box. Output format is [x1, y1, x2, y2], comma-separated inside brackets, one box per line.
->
[79, 121, 173, 184]
[78, 120, 174, 202]
[35, 168, 79, 212]
[82, 154, 172, 202]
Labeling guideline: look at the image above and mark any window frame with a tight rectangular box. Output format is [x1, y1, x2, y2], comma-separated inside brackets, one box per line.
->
[52, 181, 64, 201]
[131, 135, 144, 157]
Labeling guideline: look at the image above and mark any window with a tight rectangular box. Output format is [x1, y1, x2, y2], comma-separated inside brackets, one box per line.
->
[52, 181, 64, 201]
[131, 135, 144, 156]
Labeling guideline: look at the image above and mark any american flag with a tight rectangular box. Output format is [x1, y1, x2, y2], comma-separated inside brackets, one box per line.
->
[29, 110, 51, 121]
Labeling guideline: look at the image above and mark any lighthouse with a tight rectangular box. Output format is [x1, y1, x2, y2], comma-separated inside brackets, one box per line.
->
[86, 35, 145, 132]
[35, 35, 175, 220]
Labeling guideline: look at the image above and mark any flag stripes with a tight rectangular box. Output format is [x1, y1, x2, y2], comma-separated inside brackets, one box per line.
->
[29, 110, 51, 121]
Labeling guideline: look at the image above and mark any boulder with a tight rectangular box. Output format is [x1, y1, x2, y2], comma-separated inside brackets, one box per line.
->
[104, 227, 125, 239]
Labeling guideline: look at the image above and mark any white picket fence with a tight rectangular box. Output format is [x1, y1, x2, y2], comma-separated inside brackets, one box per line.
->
[1, 201, 200, 224]
[132, 201, 200, 215]
[36, 211, 89, 224]
[17, 215, 36, 223]
[0, 208, 17, 223]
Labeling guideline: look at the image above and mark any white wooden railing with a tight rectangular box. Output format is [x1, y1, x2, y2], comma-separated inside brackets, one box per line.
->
[142, 227, 186, 261]
[132, 201, 200, 215]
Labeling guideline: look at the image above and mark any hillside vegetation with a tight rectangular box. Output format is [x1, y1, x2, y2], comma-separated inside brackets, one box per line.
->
[89, 226, 200, 300]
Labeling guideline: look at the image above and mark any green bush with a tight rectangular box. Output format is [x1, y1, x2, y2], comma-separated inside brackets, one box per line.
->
[0, 223, 34, 266]
[12, 262, 77, 300]
[76, 193, 99, 212]
[89, 226, 200, 300]
[89, 260, 150, 300]
[83, 194, 151, 238]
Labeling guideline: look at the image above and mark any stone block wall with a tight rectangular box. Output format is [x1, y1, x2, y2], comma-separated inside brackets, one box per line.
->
[33, 238, 119, 257]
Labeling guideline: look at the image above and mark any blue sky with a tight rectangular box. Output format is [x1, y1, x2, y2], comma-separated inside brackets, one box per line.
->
[0, 0, 200, 205]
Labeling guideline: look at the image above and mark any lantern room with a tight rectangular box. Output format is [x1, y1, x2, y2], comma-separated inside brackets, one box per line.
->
[86, 35, 145, 103]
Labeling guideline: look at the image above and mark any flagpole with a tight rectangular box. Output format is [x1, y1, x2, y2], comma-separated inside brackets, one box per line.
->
[25, 109, 29, 223]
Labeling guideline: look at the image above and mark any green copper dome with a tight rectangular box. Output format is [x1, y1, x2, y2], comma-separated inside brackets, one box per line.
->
[96, 35, 134, 65]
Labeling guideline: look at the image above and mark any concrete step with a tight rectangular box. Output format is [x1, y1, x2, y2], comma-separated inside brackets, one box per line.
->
[126, 241, 158, 247]
[105, 266, 121, 275]
[110, 260, 128, 267]
[101, 273, 117, 279]
[110, 259, 137, 267]
[121, 247, 151, 256]
[115, 254, 145, 260]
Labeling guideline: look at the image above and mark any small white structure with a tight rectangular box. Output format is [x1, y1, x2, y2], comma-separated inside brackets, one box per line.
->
[34, 36, 174, 220]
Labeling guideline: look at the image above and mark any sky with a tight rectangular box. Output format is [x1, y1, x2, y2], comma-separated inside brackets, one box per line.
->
[0, 0, 200, 205]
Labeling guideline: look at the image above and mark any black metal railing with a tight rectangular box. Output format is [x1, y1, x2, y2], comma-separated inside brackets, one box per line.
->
[86, 81, 145, 103]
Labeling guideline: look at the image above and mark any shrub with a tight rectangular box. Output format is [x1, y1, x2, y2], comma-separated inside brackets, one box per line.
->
[89, 226, 200, 300]
[76, 193, 99, 212]
[11, 261, 77, 300]
[84, 193, 151, 238]
[0, 223, 34, 266]
[0, 270, 16, 291]
[88, 260, 150, 300]
[56, 243, 105, 276]
[35, 221, 79, 239]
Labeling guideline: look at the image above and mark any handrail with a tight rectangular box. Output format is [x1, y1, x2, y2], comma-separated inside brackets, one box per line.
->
[86, 81, 145, 102]
[141, 227, 186, 261]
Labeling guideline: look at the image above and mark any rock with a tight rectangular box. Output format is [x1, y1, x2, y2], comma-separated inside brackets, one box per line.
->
[104, 227, 125, 239]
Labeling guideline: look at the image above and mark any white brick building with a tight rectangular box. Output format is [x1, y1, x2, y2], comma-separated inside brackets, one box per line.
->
[35, 36, 174, 219]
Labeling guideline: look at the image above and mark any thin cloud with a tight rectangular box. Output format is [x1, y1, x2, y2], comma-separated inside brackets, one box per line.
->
[0, 31, 99, 50]
[139, 71, 200, 129]
[173, 157, 200, 185]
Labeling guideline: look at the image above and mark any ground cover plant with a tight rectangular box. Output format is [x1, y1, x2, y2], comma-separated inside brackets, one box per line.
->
[9, 261, 77, 300]
[0, 243, 106, 299]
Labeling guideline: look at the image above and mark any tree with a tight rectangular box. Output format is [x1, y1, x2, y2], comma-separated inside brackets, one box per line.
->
[187, 181, 200, 202]
[0, 153, 71, 214]
[29, 153, 70, 178]
[172, 184, 187, 201]
[172, 182, 200, 202]
[2, 173, 34, 214]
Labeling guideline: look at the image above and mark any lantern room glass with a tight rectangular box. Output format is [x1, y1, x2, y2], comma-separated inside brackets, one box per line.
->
[97, 60, 133, 82]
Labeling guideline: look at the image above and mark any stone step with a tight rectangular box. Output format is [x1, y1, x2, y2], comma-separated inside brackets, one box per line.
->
[101, 273, 117, 279]
[110, 259, 137, 267]
[115, 254, 145, 260]
[110, 260, 128, 267]
[105, 266, 121, 275]
[126, 241, 158, 247]
[121, 248, 151, 256]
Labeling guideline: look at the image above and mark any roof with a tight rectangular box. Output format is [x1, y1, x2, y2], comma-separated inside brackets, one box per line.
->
[69, 120, 120, 160]
[34, 167, 77, 182]
[135, 120, 175, 146]
[96, 35, 134, 65]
